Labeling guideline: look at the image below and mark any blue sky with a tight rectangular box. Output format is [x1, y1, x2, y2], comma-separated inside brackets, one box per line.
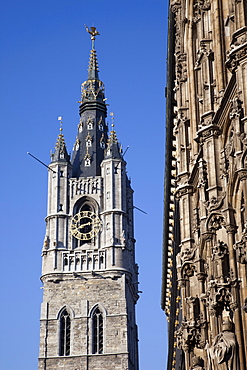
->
[0, 1, 168, 369]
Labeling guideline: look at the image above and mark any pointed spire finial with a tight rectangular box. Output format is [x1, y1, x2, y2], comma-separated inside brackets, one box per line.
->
[84, 25, 100, 50]
[108, 113, 118, 145]
[58, 116, 63, 133]
[110, 112, 115, 126]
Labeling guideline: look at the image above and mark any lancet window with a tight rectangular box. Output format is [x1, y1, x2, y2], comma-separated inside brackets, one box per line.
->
[92, 307, 104, 354]
[59, 309, 71, 356]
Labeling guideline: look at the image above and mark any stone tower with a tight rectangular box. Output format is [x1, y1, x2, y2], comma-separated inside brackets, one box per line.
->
[38, 27, 139, 370]
[162, 1, 247, 370]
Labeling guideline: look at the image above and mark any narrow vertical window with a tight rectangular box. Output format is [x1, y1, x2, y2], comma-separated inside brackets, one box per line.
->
[92, 308, 103, 354]
[59, 309, 71, 356]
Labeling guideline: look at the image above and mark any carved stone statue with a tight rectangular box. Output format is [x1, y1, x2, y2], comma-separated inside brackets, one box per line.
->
[207, 319, 240, 370]
[190, 355, 204, 369]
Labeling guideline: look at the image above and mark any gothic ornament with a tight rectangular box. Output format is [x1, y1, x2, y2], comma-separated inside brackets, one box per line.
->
[206, 279, 237, 315]
[242, 298, 247, 313]
[207, 213, 225, 231]
[229, 96, 243, 120]
[192, 0, 211, 24]
[211, 241, 228, 261]
[177, 245, 196, 265]
[176, 53, 188, 82]
[176, 317, 205, 352]
[171, 0, 181, 13]
[205, 194, 225, 212]
[190, 356, 204, 370]
[234, 223, 247, 263]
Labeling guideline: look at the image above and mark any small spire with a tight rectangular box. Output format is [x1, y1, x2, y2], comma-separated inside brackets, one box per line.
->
[108, 124, 118, 144]
[85, 25, 100, 80]
[51, 118, 70, 162]
[80, 25, 106, 103]
[88, 49, 99, 80]
[108, 113, 118, 144]
[58, 116, 63, 128]
[105, 119, 122, 160]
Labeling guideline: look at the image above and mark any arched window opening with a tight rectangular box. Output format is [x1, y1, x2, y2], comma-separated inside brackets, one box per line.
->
[59, 309, 71, 356]
[81, 204, 91, 212]
[87, 120, 93, 130]
[92, 308, 103, 354]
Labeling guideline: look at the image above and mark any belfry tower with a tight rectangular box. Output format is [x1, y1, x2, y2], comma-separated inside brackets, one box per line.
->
[38, 27, 139, 370]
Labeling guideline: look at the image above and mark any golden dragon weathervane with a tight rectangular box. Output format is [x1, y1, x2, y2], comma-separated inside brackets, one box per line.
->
[84, 25, 100, 49]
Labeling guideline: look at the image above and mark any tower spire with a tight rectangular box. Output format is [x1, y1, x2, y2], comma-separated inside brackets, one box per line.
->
[80, 25, 105, 106]
[85, 25, 100, 80]
[71, 26, 108, 178]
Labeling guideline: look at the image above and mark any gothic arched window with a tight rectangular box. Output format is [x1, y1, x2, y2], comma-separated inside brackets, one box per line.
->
[92, 307, 103, 354]
[87, 120, 93, 130]
[59, 309, 71, 356]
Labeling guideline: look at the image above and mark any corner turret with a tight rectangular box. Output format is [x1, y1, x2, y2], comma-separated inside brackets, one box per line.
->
[51, 126, 70, 163]
[105, 124, 123, 160]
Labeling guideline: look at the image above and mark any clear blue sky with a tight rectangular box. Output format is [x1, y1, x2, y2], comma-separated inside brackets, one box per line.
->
[0, 1, 168, 369]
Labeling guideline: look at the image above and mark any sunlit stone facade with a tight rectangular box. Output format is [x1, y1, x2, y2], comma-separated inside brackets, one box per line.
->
[162, 1, 247, 369]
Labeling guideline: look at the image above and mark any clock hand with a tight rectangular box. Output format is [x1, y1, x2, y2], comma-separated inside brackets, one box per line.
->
[80, 221, 92, 227]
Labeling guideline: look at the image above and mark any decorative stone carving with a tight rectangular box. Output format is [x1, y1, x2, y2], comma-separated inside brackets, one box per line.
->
[192, 0, 211, 24]
[225, 124, 235, 159]
[198, 158, 208, 188]
[196, 125, 221, 144]
[190, 356, 204, 369]
[226, 27, 247, 71]
[207, 319, 240, 370]
[175, 184, 194, 199]
[229, 96, 243, 120]
[211, 241, 228, 261]
[208, 214, 225, 231]
[202, 231, 214, 242]
[171, 0, 181, 13]
[176, 316, 206, 352]
[234, 222, 247, 263]
[205, 194, 225, 212]
[239, 132, 247, 146]
[242, 297, 247, 313]
[177, 245, 196, 265]
[206, 279, 237, 315]
[236, 168, 247, 181]
[177, 53, 188, 82]
[192, 207, 200, 234]
[231, 26, 247, 48]
[182, 263, 196, 278]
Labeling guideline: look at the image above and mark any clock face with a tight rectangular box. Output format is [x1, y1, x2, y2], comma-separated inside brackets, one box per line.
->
[71, 211, 102, 240]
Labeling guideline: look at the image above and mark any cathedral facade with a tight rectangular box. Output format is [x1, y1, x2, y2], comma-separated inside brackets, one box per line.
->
[38, 28, 139, 370]
[162, 1, 247, 369]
